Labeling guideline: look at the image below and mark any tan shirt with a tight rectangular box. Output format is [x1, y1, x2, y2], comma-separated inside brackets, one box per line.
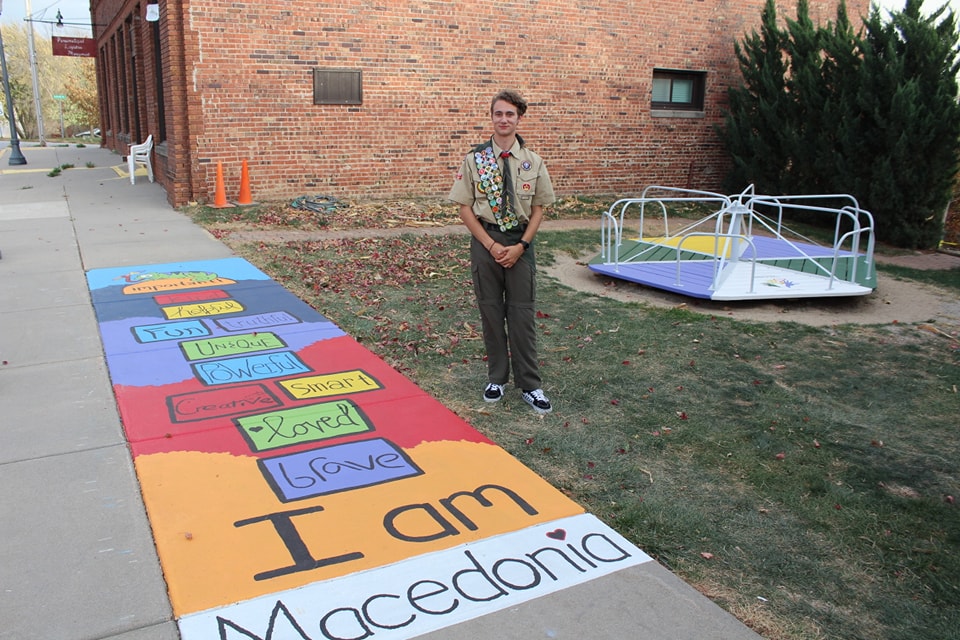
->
[448, 138, 556, 225]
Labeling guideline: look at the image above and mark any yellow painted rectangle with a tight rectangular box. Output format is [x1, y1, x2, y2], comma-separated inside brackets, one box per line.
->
[278, 369, 382, 400]
[161, 300, 245, 319]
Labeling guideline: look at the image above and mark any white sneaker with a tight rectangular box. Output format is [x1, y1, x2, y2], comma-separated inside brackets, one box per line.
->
[521, 388, 552, 414]
[483, 383, 504, 402]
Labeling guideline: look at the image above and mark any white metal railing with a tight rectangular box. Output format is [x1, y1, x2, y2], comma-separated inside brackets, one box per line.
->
[674, 232, 758, 293]
[598, 185, 877, 291]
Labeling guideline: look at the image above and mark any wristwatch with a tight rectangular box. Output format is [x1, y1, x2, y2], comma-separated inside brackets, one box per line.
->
[519, 240, 530, 251]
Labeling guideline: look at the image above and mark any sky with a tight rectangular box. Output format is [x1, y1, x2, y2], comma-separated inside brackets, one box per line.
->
[1, 0, 97, 35]
[2, 0, 960, 32]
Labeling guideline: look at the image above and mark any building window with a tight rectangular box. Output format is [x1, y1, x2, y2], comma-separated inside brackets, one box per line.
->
[651, 69, 706, 115]
[313, 69, 362, 105]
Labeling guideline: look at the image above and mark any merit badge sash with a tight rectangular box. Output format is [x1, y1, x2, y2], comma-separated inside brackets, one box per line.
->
[474, 146, 520, 231]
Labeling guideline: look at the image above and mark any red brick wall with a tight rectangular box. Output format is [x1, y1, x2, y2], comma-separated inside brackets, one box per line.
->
[93, 0, 871, 207]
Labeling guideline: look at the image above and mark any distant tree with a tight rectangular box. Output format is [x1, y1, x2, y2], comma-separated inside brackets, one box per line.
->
[719, 0, 960, 249]
[1, 24, 33, 138]
[64, 58, 99, 134]
[0, 24, 99, 140]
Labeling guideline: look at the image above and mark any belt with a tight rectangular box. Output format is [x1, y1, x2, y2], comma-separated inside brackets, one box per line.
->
[483, 221, 528, 234]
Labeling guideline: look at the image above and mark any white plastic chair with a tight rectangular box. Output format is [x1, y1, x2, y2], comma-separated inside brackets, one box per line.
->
[128, 134, 154, 184]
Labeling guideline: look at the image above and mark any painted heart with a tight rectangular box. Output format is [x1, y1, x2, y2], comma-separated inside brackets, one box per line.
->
[249, 426, 263, 432]
[546, 528, 566, 541]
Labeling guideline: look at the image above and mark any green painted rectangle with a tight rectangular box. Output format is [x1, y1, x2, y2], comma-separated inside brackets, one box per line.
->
[236, 399, 373, 451]
[179, 332, 285, 361]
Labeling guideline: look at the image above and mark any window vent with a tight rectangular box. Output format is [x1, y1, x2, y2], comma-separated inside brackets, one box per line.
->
[313, 69, 362, 105]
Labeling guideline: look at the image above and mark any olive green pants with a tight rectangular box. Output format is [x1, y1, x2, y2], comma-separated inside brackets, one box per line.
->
[470, 229, 542, 391]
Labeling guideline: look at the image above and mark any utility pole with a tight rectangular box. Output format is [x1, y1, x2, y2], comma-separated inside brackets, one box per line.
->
[24, 0, 45, 146]
[0, 0, 28, 164]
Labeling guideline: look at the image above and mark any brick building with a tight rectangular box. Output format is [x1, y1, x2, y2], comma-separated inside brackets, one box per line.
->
[91, 0, 869, 208]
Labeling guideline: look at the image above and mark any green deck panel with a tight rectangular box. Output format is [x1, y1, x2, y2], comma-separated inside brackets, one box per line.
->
[757, 255, 876, 288]
[590, 239, 714, 265]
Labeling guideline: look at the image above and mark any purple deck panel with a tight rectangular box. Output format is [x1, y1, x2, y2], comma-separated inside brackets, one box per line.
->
[588, 237, 859, 299]
[588, 261, 720, 299]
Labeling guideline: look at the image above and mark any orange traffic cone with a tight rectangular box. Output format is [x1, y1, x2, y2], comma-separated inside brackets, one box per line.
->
[212, 162, 232, 208]
[235, 159, 255, 206]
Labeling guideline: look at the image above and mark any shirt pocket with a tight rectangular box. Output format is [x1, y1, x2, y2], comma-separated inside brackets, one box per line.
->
[517, 168, 539, 201]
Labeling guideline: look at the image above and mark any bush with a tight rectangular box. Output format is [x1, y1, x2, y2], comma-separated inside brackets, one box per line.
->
[720, 0, 960, 249]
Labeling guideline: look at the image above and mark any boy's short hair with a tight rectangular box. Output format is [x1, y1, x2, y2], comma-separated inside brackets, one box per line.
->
[491, 90, 528, 117]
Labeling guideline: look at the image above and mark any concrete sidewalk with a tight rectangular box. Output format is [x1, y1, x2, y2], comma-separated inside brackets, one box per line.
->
[0, 144, 760, 640]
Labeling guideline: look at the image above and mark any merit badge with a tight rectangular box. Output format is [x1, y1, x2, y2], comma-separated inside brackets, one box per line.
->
[521, 161, 532, 171]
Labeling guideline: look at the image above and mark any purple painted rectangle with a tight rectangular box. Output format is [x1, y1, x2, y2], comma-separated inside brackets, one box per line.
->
[258, 438, 423, 502]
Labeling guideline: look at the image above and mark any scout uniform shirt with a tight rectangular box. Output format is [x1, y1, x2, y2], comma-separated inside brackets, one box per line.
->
[449, 135, 556, 227]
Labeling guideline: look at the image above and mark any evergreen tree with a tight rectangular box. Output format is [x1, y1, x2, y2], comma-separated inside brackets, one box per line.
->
[852, 0, 960, 248]
[719, 0, 960, 249]
[782, 0, 830, 194]
[722, 0, 790, 194]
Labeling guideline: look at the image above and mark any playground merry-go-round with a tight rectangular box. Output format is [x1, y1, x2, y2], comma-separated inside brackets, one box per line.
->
[588, 185, 877, 301]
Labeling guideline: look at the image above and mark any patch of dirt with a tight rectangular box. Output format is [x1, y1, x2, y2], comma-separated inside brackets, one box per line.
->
[542, 252, 960, 330]
[219, 215, 960, 332]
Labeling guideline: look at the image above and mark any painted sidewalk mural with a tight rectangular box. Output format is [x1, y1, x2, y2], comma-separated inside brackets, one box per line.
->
[87, 257, 651, 639]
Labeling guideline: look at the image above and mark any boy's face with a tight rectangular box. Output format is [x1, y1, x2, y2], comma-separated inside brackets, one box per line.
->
[491, 99, 521, 138]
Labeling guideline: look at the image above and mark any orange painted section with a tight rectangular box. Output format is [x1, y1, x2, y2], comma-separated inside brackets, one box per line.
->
[136, 441, 583, 615]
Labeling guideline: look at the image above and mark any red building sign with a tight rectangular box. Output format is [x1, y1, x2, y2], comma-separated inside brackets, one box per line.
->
[52, 36, 96, 58]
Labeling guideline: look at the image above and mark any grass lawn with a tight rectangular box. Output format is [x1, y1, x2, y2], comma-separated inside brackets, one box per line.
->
[193, 199, 960, 640]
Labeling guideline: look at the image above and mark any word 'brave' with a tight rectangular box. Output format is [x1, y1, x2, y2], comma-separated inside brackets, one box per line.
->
[258, 438, 420, 501]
